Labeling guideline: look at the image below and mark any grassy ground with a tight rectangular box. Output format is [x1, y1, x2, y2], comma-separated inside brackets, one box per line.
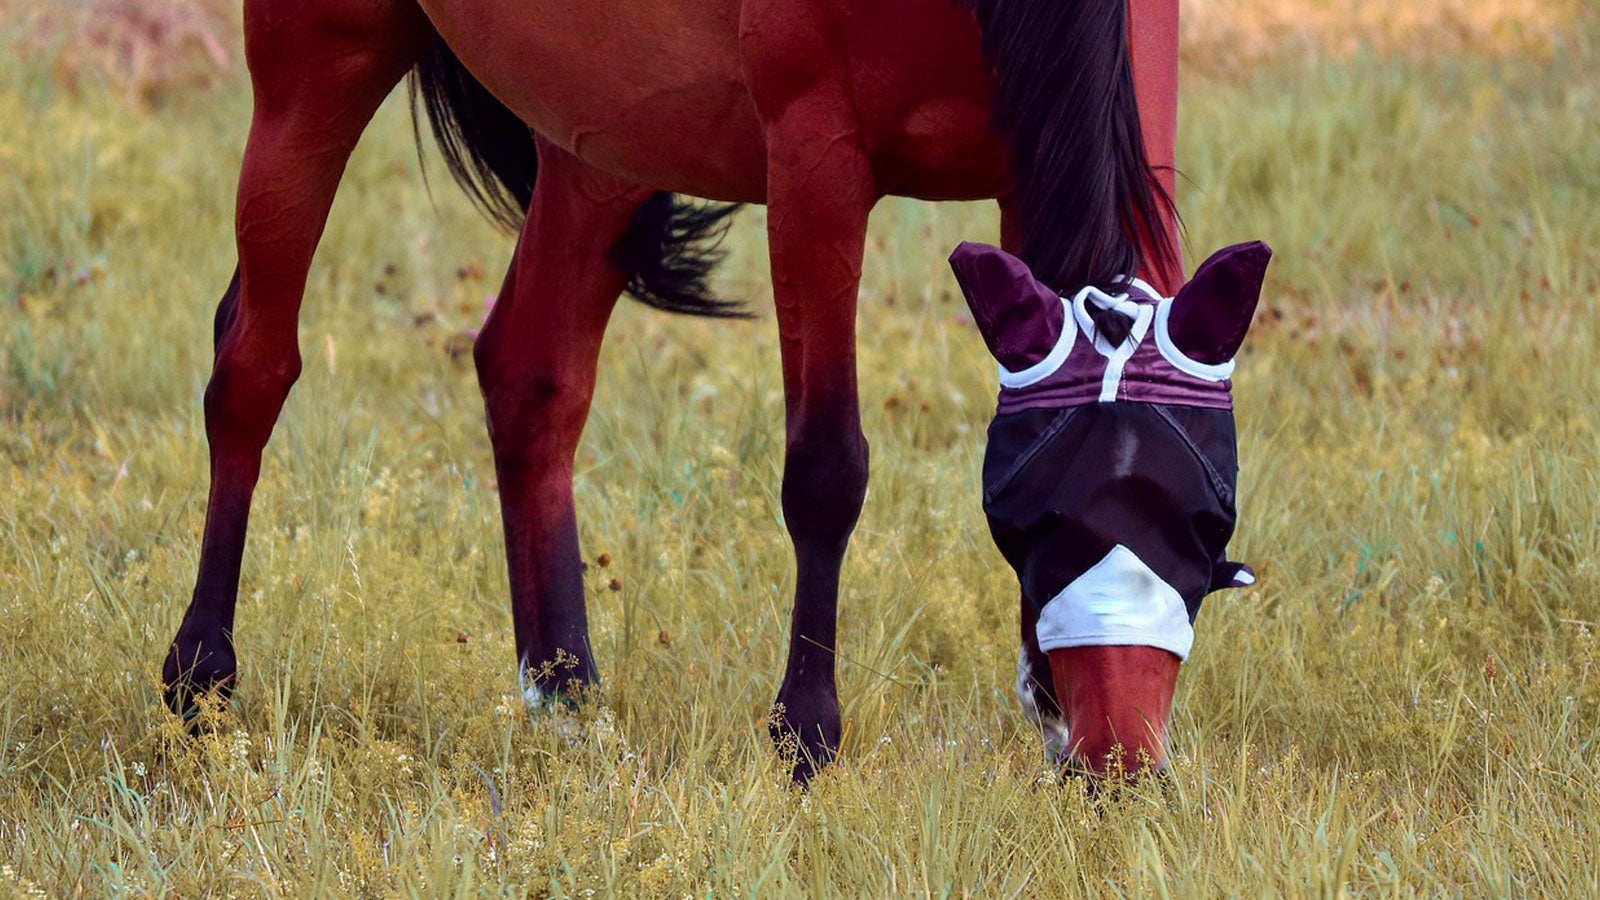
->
[3, 10, 1600, 898]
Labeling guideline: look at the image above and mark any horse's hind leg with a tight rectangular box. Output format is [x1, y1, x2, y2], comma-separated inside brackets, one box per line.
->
[473, 139, 649, 708]
[162, 2, 430, 717]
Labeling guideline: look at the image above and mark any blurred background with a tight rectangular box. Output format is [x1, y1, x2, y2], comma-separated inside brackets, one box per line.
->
[1, 2, 1598, 896]
[0, 0, 1582, 103]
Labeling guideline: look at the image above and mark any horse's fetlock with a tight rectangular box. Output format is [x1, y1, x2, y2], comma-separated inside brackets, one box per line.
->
[163, 625, 239, 722]
[769, 684, 842, 784]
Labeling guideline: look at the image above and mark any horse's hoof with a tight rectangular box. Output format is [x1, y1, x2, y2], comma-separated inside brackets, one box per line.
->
[516, 650, 597, 715]
[161, 636, 237, 727]
[769, 694, 841, 786]
[521, 681, 569, 718]
[518, 667, 591, 739]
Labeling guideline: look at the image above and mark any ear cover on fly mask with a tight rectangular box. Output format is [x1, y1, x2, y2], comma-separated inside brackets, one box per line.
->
[1165, 241, 1272, 365]
[949, 241, 1066, 372]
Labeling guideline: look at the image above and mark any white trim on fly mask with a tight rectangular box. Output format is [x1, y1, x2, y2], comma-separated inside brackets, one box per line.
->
[996, 295, 1078, 388]
[1034, 543, 1195, 661]
[1153, 297, 1237, 382]
[1116, 275, 1164, 302]
[1070, 285, 1155, 403]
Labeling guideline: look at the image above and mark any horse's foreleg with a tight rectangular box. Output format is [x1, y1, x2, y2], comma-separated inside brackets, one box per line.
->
[744, 14, 878, 781]
[163, 3, 430, 718]
[765, 135, 874, 783]
[474, 140, 645, 708]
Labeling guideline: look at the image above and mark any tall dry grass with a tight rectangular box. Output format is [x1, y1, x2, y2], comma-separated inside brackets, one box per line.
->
[2, 4, 1598, 898]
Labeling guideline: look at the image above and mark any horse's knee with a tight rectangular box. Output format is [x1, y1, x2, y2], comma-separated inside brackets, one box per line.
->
[204, 324, 302, 455]
[475, 343, 592, 471]
[781, 430, 869, 548]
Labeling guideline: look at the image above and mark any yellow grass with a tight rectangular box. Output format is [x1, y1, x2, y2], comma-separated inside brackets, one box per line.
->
[1182, 0, 1583, 68]
[3, 7, 1599, 898]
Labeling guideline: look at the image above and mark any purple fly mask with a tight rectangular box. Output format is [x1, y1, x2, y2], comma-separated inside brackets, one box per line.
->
[950, 241, 1270, 661]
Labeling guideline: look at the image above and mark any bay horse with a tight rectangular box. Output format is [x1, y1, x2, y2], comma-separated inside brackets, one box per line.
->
[162, 0, 1184, 783]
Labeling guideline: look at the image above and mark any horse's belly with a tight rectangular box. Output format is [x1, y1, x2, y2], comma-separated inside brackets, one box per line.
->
[417, 0, 769, 201]
[414, 0, 1004, 203]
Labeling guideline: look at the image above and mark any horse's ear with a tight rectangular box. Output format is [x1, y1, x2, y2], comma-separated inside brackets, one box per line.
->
[1167, 241, 1272, 364]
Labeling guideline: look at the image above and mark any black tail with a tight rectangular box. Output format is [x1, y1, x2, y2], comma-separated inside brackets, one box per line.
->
[973, 0, 1177, 294]
[610, 193, 747, 318]
[409, 40, 536, 232]
[409, 39, 743, 317]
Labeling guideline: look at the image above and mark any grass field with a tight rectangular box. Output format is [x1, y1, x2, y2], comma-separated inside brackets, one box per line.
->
[3, 6, 1600, 896]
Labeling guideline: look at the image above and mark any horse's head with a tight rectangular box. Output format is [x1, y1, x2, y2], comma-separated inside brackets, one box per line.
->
[951, 239, 1270, 774]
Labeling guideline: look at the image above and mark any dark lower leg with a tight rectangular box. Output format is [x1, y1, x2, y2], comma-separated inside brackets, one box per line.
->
[164, 273, 253, 713]
[493, 462, 599, 700]
[165, 279, 301, 716]
[765, 275, 872, 782]
[770, 425, 868, 781]
[1049, 645, 1180, 776]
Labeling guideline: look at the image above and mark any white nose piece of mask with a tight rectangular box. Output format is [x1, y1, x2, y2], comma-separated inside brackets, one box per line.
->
[1034, 544, 1195, 661]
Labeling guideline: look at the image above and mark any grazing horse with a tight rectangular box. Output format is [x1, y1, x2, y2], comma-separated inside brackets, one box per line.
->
[162, 0, 1184, 782]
